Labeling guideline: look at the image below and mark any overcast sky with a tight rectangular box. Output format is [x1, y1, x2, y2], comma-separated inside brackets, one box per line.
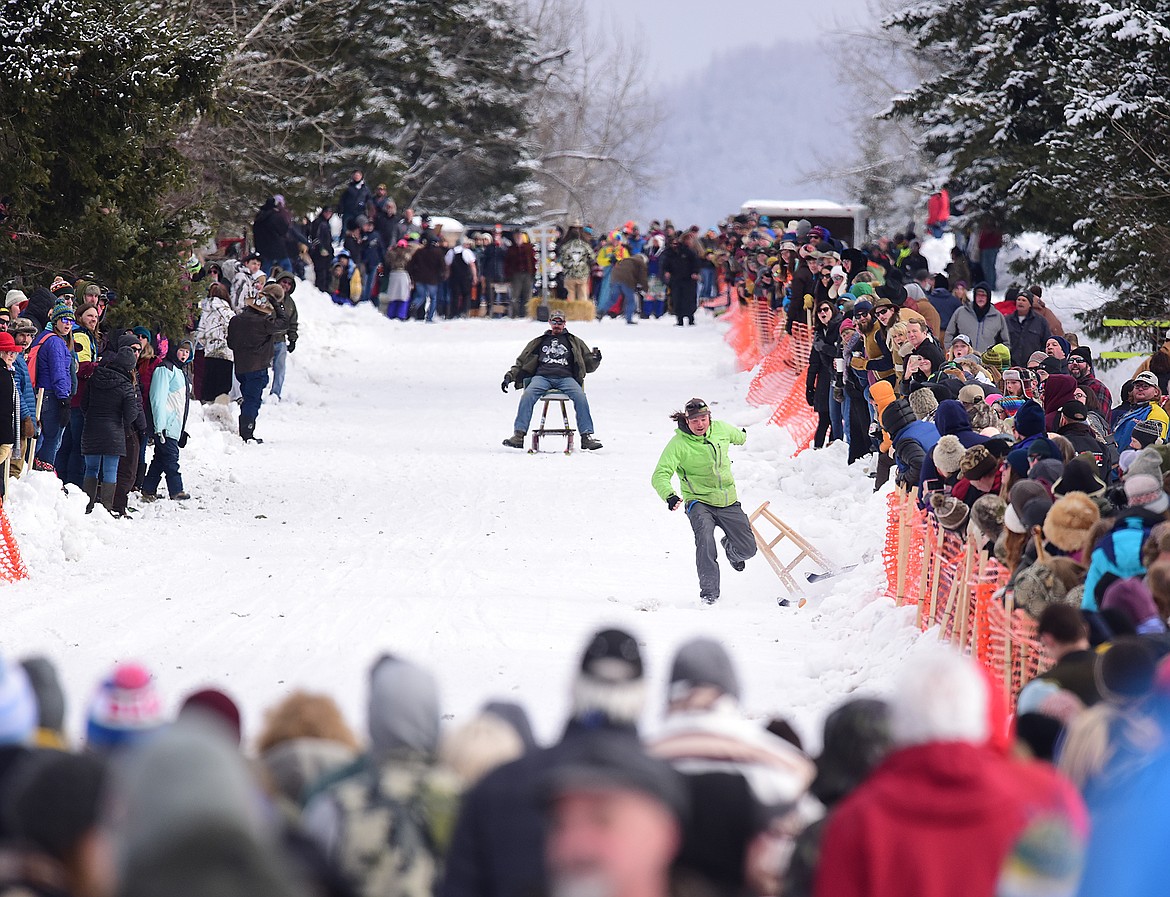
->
[587, 0, 872, 80]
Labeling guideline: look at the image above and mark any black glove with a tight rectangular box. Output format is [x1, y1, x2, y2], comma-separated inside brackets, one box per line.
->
[666, 495, 681, 511]
[592, 347, 602, 362]
[833, 385, 844, 403]
[58, 396, 71, 418]
[178, 431, 189, 449]
[287, 337, 297, 354]
[805, 387, 816, 407]
[501, 372, 513, 394]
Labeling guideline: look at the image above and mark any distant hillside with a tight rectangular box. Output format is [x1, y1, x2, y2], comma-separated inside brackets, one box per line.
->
[636, 38, 853, 228]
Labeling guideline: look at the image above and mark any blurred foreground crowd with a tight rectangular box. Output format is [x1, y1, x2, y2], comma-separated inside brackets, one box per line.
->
[1, 623, 1167, 897]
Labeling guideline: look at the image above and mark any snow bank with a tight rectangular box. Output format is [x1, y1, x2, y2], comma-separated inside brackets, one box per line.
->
[4, 281, 928, 752]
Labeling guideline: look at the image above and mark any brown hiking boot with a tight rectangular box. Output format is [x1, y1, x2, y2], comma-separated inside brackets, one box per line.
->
[502, 430, 526, 449]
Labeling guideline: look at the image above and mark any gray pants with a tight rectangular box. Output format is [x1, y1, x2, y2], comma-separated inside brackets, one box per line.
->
[686, 501, 757, 600]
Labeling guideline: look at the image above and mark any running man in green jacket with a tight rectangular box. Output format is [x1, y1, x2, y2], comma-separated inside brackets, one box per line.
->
[651, 398, 757, 604]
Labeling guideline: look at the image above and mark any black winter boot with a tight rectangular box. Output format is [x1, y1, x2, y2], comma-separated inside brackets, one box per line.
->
[580, 433, 603, 450]
[98, 482, 117, 515]
[502, 430, 526, 449]
[83, 476, 99, 514]
[240, 417, 264, 444]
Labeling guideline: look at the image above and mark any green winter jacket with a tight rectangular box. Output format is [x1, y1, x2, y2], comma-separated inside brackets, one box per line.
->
[507, 329, 600, 386]
[651, 420, 746, 508]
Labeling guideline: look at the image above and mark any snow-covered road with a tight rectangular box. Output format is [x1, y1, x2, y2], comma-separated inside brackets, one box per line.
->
[4, 285, 928, 748]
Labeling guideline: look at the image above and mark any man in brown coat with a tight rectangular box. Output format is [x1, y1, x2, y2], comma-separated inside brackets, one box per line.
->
[609, 255, 649, 324]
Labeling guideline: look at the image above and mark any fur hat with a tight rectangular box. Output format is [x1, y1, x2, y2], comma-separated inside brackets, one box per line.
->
[1043, 493, 1101, 553]
[908, 387, 939, 421]
[929, 493, 969, 531]
[970, 494, 1006, 544]
[960, 445, 997, 481]
[932, 435, 965, 477]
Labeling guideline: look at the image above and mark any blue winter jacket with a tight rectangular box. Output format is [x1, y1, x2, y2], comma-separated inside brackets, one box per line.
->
[32, 330, 72, 399]
[928, 288, 962, 330]
[13, 355, 35, 426]
[149, 360, 189, 440]
[1081, 509, 1163, 610]
[893, 419, 941, 487]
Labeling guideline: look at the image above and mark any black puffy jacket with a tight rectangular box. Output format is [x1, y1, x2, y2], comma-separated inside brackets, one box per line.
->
[81, 349, 139, 456]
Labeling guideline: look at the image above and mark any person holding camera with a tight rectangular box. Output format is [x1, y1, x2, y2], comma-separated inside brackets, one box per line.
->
[500, 310, 603, 450]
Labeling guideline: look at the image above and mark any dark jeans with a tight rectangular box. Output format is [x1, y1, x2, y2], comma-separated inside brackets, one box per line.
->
[55, 407, 86, 486]
[35, 395, 68, 467]
[143, 435, 183, 497]
[686, 501, 757, 600]
[113, 431, 140, 513]
[237, 369, 268, 421]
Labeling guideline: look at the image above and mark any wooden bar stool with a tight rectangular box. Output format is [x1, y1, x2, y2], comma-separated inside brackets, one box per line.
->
[530, 391, 575, 454]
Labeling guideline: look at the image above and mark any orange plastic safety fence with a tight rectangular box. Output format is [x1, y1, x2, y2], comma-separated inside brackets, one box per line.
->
[0, 501, 28, 582]
[881, 488, 1050, 708]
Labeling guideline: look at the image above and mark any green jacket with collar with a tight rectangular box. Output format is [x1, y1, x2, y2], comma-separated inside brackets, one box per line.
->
[651, 419, 746, 508]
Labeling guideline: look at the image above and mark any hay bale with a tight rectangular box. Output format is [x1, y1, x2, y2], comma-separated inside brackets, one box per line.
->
[525, 298, 595, 322]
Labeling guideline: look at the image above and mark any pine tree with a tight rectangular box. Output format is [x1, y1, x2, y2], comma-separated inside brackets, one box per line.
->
[883, 0, 1170, 350]
[0, 0, 223, 337]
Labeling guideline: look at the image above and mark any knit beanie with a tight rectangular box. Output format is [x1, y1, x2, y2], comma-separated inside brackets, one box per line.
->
[1102, 581, 1165, 636]
[1125, 446, 1165, 484]
[1098, 638, 1156, 702]
[49, 276, 74, 298]
[5, 289, 27, 309]
[908, 387, 939, 421]
[50, 302, 74, 325]
[1021, 496, 1054, 532]
[1124, 474, 1170, 514]
[0, 655, 36, 745]
[1069, 345, 1093, 365]
[1028, 351, 1049, 367]
[1005, 481, 1049, 534]
[669, 638, 741, 701]
[981, 343, 1011, 369]
[1043, 492, 1101, 553]
[1132, 418, 1163, 448]
[960, 445, 997, 481]
[932, 435, 965, 477]
[850, 282, 875, 298]
[86, 663, 165, 751]
[929, 493, 969, 531]
[571, 628, 646, 726]
[1013, 401, 1045, 438]
[5, 750, 106, 862]
[1029, 458, 1065, 488]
